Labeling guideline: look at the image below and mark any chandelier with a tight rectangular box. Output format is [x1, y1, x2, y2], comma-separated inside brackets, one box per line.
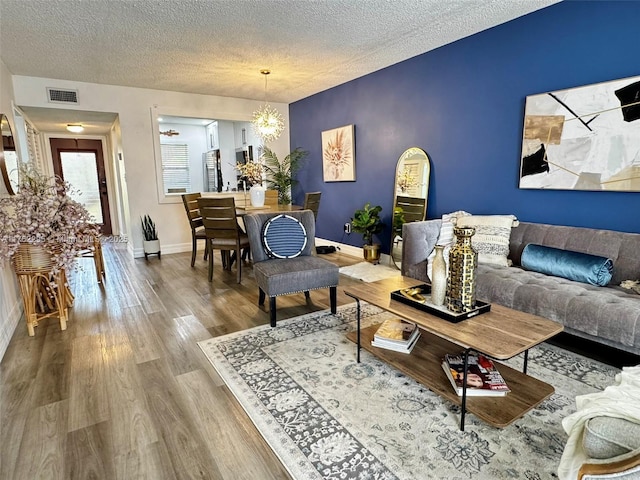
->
[252, 69, 284, 143]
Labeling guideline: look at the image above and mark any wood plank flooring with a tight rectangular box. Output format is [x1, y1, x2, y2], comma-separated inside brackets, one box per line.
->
[0, 243, 365, 480]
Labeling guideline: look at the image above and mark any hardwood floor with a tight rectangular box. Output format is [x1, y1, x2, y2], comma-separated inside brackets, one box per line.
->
[0, 243, 364, 480]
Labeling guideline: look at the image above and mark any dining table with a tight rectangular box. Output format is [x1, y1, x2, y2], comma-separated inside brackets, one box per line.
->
[235, 204, 303, 216]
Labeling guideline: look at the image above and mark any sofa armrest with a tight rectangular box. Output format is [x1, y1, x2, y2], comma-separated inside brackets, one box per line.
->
[401, 219, 442, 282]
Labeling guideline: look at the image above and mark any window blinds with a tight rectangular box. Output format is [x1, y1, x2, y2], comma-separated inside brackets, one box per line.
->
[160, 143, 190, 194]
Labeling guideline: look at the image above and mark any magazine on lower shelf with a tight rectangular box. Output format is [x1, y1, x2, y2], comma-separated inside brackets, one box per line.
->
[442, 352, 510, 396]
[371, 318, 421, 353]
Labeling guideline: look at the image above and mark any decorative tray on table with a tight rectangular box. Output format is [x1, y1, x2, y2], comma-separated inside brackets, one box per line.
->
[390, 284, 491, 323]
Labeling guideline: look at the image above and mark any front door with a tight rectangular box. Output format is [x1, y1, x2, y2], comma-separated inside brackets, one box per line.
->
[50, 138, 112, 235]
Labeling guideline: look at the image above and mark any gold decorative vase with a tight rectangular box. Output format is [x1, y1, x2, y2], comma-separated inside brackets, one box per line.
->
[446, 227, 478, 313]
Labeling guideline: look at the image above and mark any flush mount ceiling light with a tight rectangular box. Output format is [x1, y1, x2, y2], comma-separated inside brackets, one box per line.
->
[66, 123, 84, 133]
[252, 69, 284, 143]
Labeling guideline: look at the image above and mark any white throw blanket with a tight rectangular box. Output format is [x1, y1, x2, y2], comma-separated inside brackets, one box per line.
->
[558, 366, 640, 479]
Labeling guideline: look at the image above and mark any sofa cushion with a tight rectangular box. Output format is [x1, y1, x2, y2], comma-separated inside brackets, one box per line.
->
[455, 215, 518, 267]
[475, 264, 640, 352]
[522, 244, 613, 286]
[509, 222, 640, 286]
[253, 257, 339, 296]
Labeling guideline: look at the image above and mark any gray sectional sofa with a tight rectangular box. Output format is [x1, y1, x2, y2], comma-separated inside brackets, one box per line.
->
[402, 220, 640, 356]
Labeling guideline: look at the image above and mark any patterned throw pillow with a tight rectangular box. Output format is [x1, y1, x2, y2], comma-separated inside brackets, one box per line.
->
[262, 214, 308, 258]
[454, 215, 519, 267]
[426, 211, 471, 280]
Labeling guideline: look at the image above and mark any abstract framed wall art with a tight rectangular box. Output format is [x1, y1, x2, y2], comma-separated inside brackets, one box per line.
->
[322, 124, 355, 182]
[519, 74, 640, 191]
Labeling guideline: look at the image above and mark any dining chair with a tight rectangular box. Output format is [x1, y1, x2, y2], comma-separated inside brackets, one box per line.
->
[197, 196, 250, 283]
[244, 209, 339, 327]
[181, 193, 208, 267]
[303, 191, 322, 221]
[265, 189, 279, 207]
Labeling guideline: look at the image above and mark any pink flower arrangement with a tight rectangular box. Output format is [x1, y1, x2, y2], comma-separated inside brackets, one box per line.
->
[0, 164, 99, 273]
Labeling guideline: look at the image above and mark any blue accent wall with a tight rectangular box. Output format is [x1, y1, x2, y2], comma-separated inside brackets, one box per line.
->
[289, 0, 640, 254]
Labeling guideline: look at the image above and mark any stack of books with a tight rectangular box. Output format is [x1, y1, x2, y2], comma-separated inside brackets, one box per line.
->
[442, 352, 510, 396]
[371, 319, 420, 354]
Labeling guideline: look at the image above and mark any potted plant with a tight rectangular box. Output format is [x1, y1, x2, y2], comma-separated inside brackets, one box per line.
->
[262, 147, 309, 205]
[351, 203, 384, 264]
[141, 214, 161, 259]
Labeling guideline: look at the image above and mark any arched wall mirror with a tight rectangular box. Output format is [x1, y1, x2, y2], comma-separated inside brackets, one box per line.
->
[0, 114, 18, 195]
[391, 147, 431, 268]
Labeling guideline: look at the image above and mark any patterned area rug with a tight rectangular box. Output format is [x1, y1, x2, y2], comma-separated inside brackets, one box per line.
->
[197, 304, 619, 480]
[339, 262, 401, 282]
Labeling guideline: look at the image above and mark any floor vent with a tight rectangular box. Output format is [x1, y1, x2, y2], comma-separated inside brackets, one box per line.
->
[46, 88, 79, 104]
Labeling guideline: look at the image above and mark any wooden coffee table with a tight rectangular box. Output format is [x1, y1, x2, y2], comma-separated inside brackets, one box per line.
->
[344, 276, 564, 430]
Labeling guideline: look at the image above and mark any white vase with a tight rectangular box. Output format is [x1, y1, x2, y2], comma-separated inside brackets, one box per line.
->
[250, 184, 266, 207]
[143, 239, 161, 260]
[431, 244, 447, 306]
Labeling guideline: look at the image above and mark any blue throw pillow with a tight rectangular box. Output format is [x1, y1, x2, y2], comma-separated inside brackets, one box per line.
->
[521, 244, 613, 286]
[262, 214, 308, 258]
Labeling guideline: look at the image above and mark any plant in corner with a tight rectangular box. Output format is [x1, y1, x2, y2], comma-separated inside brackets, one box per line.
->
[141, 214, 161, 260]
[261, 147, 309, 204]
[351, 203, 384, 264]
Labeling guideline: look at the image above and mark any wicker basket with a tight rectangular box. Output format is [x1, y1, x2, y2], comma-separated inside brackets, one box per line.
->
[12, 243, 56, 275]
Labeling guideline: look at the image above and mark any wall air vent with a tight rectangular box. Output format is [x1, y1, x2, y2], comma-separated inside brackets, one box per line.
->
[46, 87, 79, 104]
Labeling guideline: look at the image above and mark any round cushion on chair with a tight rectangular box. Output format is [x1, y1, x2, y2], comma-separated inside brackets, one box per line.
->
[262, 214, 308, 258]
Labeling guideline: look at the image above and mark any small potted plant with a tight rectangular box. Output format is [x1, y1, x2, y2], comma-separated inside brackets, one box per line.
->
[141, 214, 160, 259]
[351, 203, 384, 264]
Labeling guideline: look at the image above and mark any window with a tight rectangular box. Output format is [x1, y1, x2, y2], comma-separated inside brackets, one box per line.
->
[160, 143, 189, 194]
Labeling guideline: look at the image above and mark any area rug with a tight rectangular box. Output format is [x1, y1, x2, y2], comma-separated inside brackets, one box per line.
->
[197, 304, 619, 480]
[339, 261, 401, 282]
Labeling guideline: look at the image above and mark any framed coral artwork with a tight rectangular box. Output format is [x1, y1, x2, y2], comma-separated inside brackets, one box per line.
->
[322, 124, 355, 182]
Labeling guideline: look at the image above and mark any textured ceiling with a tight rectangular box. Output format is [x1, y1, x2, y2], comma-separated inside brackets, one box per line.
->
[1, 0, 559, 106]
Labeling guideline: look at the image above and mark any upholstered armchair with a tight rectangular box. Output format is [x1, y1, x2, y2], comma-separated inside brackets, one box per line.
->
[244, 210, 339, 327]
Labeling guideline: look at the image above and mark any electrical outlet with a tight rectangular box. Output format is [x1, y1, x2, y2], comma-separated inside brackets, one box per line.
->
[344, 222, 351, 234]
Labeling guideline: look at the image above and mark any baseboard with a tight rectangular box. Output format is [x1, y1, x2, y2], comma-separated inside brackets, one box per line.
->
[130, 238, 394, 267]
[315, 238, 393, 266]
[0, 284, 23, 361]
[132, 242, 192, 259]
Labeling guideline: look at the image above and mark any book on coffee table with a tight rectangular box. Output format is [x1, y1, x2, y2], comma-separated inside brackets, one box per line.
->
[371, 319, 420, 354]
[442, 352, 510, 396]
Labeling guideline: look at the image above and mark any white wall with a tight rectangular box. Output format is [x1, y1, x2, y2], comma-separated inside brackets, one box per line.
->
[12, 76, 290, 257]
[0, 59, 23, 359]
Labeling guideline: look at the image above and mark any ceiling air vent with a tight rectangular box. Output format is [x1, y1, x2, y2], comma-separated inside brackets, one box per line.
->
[46, 87, 79, 104]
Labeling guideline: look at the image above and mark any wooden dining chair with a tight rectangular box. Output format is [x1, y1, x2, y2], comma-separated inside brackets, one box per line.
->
[182, 193, 208, 267]
[303, 191, 322, 221]
[265, 189, 279, 207]
[197, 197, 250, 283]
